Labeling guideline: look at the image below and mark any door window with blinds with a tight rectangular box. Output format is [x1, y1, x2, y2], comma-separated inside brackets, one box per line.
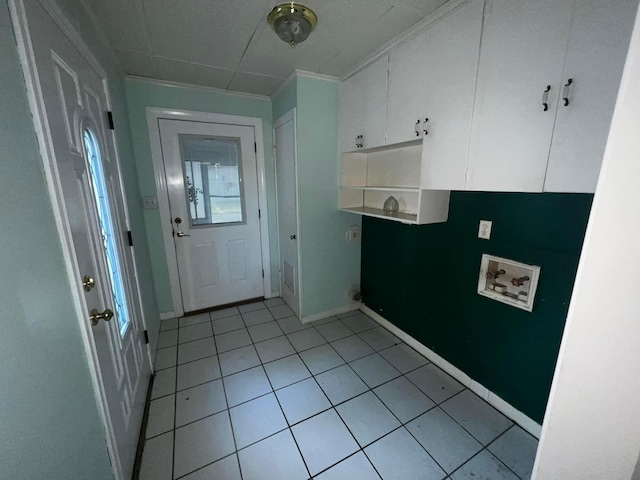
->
[179, 134, 246, 226]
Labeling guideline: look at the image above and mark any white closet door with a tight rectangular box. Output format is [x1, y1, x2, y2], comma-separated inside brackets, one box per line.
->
[466, 0, 573, 192]
[544, 0, 639, 193]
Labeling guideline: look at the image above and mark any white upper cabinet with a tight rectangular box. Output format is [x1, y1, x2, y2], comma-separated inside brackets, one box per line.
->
[465, 0, 573, 192]
[386, 28, 430, 146]
[339, 55, 388, 152]
[419, 0, 484, 190]
[544, 0, 638, 193]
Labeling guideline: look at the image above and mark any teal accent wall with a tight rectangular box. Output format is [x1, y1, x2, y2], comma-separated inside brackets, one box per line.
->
[361, 192, 593, 423]
[272, 75, 361, 317]
[0, 3, 112, 478]
[124, 78, 278, 315]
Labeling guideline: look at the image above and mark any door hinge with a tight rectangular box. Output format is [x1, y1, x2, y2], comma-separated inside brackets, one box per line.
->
[143, 330, 149, 344]
[127, 230, 133, 246]
[258, 209, 261, 219]
[107, 111, 115, 130]
[262, 269, 265, 278]
[254, 142, 257, 153]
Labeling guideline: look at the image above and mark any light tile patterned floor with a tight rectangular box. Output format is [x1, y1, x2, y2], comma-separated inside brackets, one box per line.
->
[140, 299, 538, 480]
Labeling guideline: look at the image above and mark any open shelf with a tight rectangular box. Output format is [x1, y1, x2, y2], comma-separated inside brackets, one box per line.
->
[340, 186, 420, 193]
[340, 206, 418, 224]
[339, 141, 450, 225]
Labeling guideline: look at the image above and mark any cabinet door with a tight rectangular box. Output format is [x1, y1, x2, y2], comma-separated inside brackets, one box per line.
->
[421, 0, 484, 190]
[544, 0, 638, 193]
[465, 0, 573, 192]
[339, 55, 388, 152]
[387, 28, 430, 145]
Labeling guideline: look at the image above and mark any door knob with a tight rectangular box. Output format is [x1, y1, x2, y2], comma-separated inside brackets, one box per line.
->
[290, 234, 296, 240]
[90, 308, 114, 326]
[176, 231, 191, 237]
[82, 275, 95, 292]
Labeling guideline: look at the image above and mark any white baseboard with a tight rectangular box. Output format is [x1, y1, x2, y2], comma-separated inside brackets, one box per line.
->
[301, 303, 361, 324]
[159, 311, 176, 321]
[361, 306, 542, 439]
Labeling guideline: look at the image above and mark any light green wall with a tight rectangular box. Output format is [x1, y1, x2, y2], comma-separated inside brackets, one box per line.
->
[0, 3, 112, 478]
[124, 78, 278, 314]
[271, 77, 297, 121]
[273, 75, 361, 317]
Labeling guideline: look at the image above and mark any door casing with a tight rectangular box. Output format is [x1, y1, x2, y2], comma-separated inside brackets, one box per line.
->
[9, 1, 152, 478]
[147, 108, 272, 318]
[274, 109, 303, 316]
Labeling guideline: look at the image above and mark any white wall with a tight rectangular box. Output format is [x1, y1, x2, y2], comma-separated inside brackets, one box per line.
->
[532, 5, 640, 479]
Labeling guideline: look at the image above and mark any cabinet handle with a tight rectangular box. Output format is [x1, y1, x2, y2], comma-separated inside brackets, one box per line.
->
[355, 134, 363, 149]
[542, 85, 551, 112]
[415, 119, 421, 137]
[562, 78, 573, 107]
[423, 118, 429, 136]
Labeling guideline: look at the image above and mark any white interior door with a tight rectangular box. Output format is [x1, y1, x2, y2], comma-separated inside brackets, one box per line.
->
[14, 1, 150, 477]
[159, 119, 264, 312]
[274, 110, 301, 316]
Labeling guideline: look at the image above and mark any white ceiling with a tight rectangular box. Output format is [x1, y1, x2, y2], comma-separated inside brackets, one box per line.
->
[84, 0, 450, 96]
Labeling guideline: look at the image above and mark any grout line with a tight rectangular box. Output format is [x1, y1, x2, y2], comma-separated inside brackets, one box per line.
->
[149, 307, 533, 479]
[209, 315, 245, 480]
[258, 353, 313, 479]
[171, 345, 178, 480]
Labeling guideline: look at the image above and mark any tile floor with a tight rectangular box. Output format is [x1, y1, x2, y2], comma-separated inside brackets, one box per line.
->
[141, 299, 538, 480]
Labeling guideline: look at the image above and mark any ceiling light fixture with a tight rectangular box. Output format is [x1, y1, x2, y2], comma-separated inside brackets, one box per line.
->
[267, 3, 318, 48]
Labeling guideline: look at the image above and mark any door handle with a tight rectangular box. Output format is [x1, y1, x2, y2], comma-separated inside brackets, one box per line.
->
[90, 308, 114, 326]
[176, 230, 191, 237]
[562, 78, 573, 107]
[542, 85, 551, 111]
[290, 234, 296, 240]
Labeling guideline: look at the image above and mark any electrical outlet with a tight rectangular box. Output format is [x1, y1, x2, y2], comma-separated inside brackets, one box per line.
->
[345, 225, 361, 243]
[478, 220, 492, 240]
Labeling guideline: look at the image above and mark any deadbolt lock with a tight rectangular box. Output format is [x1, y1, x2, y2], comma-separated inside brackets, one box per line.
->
[82, 275, 95, 292]
[90, 308, 114, 326]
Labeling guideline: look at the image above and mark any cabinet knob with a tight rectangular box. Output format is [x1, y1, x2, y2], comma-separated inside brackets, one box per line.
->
[542, 85, 551, 112]
[415, 119, 421, 137]
[355, 134, 363, 149]
[562, 78, 573, 107]
[423, 118, 429, 136]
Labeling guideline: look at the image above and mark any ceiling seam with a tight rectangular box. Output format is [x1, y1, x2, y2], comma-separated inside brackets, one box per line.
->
[135, 0, 160, 78]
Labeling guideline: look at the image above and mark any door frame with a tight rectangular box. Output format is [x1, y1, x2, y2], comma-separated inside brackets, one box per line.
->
[146, 108, 272, 318]
[9, 1, 151, 479]
[273, 108, 303, 316]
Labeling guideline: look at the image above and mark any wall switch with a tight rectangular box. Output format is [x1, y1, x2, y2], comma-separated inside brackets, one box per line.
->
[478, 220, 492, 239]
[142, 196, 158, 209]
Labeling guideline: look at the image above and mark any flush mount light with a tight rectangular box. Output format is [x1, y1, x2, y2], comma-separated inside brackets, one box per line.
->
[267, 3, 318, 48]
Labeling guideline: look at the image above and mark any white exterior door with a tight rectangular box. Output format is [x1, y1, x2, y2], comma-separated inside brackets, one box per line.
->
[274, 110, 301, 316]
[158, 119, 264, 312]
[13, 1, 150, 477]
